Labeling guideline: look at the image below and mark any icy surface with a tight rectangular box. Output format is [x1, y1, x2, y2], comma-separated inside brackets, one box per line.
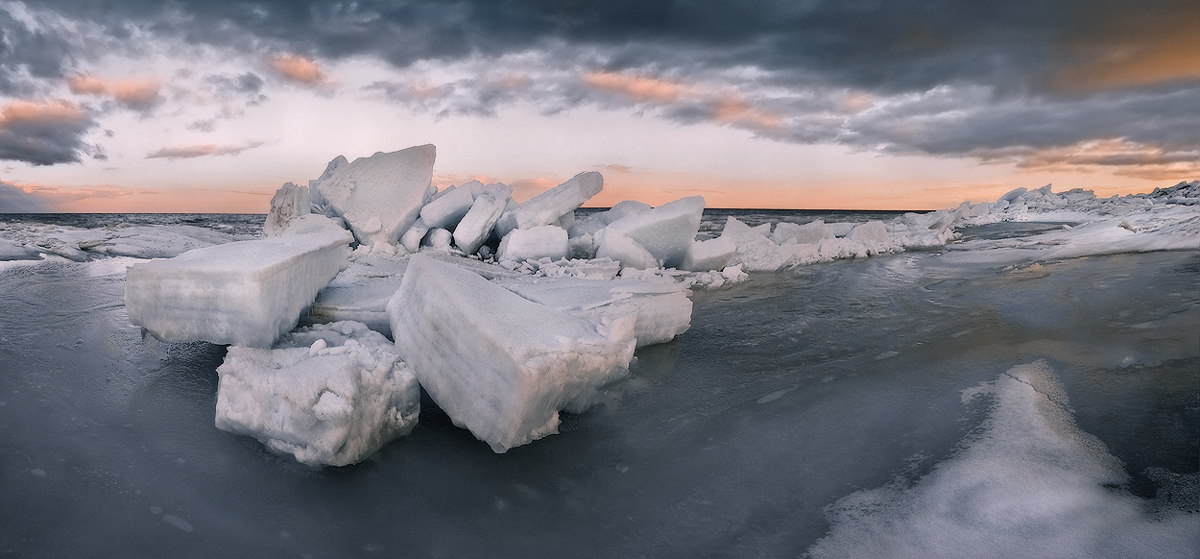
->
[496, 276, 693, 348]
[387, 254, 636, 452]
[215, 321, 419, 467]
[2, 182, 1198, 558]
[512, 172, 603, 230]
[125, 214, 352, 347]
[309, 145, 436, 245]
[595, 227, 658, 270]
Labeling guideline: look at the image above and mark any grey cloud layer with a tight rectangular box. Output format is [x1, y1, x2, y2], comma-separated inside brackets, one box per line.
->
[4, 0, 1198, 175]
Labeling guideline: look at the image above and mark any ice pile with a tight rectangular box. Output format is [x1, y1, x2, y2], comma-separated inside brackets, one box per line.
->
[808, 361, 1199, 559]
[216, 321, 419, 467]
[388, 255, 636, 453]
[126, 214, 353, 347]
[0, 218, 254, 262]
[116, 142, 1198, 464]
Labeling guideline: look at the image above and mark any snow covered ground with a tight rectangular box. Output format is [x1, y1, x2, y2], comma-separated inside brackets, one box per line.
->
[0, 178, 1196, 556]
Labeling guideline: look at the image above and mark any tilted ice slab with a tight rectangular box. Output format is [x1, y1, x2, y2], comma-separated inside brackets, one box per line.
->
[512, 172, 603, 230]
[215, 321, 420, 467]
[454, 183, 513, 255]
[263, 182, 311, 237]
[125, 214, 353, 348]
[605, 195, 705, 269]
[495, 276, 693, 348]
[310, 145, 436, 246]
[807, 360, 1199, 559]
[387, 254, 636, 453]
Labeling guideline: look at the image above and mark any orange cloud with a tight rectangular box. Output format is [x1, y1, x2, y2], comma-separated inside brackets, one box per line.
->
[272, 54, 326, 84]
[712, 95, 783, 130]
[0, 99, 88, 126]
[1055, 8, 1200, 91]
[972, 139, 1200, 182]
[68, 75, 163, 109]
[583, 72, 684, 102]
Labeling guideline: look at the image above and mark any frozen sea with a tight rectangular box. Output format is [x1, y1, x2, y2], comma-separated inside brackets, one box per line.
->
[1, 210, 1197, 558]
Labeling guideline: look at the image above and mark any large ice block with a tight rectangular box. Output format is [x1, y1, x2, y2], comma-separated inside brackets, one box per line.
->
[594, 228, 658, 270]
[387, 254, 636, 453]
[497, 225, 568, 262]
[215, 321, 420, 467]
[125, 214, 353, 348]
[310, 145, 436, 245]
[605, 195, 705, 268]
[512, 172, 603, 230]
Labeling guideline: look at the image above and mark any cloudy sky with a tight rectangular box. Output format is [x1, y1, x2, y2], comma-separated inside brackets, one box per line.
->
[0, 0, 1197, 212]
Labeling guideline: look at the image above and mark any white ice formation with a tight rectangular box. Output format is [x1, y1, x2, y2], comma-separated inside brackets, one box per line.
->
[808, 361, 1199, 559]
[387, 254, 636, 453]
[125, 214, 353, 347]
[263, 182, 311, 237]
[309, 144, 436, 246]
[215, 321, 420, 467]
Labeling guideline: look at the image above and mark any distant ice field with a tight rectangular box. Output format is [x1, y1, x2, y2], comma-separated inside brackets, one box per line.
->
[0, 204, 1196, 558]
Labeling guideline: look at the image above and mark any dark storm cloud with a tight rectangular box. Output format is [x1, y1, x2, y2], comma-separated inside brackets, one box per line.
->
[0, 180, 51, 212]
[0, 7, 75, 95]
[0, 100, 97, 166]
[17, 0, 1200, 174]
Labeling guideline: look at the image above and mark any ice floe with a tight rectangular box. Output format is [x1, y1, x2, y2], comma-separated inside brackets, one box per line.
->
[216, 321, 419, 466]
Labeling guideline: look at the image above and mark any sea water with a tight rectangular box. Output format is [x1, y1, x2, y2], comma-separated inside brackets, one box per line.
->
[0, 211, 1196, 558]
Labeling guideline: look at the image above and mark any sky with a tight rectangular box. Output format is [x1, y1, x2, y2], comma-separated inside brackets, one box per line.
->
[0, 0, 1197, 212]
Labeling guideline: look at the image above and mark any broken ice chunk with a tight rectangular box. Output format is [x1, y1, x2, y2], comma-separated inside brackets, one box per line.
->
[215, 321, 419, 467]
[387, 254, 635, 453]
[263, 182, 311, 237]
[125, 214, 353, 348]
[679, 236, 736, 272]
[310, 144, 436, 245]
[453, 184, 513, 254]
[512, 172, 603, 230]
[605, 195, 705, 268]
[419, 183, 476, 230]
[595, 228, 658, 270]
[497, 225, 568, 262]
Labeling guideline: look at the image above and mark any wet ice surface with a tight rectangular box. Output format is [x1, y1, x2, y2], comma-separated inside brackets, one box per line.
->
[1, 213, 1198, 558]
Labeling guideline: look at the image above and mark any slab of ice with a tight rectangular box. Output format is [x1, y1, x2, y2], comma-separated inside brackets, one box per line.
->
[512, 172, 603, 230]
[310, 145, 436, 246]
[453, 184, 513, 255]
[387, 254, 635, 453]
[720, 216, 819, 272]
[419, 182, 477, 230]
[496, 276, 693, 348]
[605, 195, 705, 268]
[497, 225, 568, 263]
[264, 182, 311, 237]
[215, 321, 419, 467]
[595, 228, 659, 270]
[679, 236, 736, 272]
[125, 214, 353, 348]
